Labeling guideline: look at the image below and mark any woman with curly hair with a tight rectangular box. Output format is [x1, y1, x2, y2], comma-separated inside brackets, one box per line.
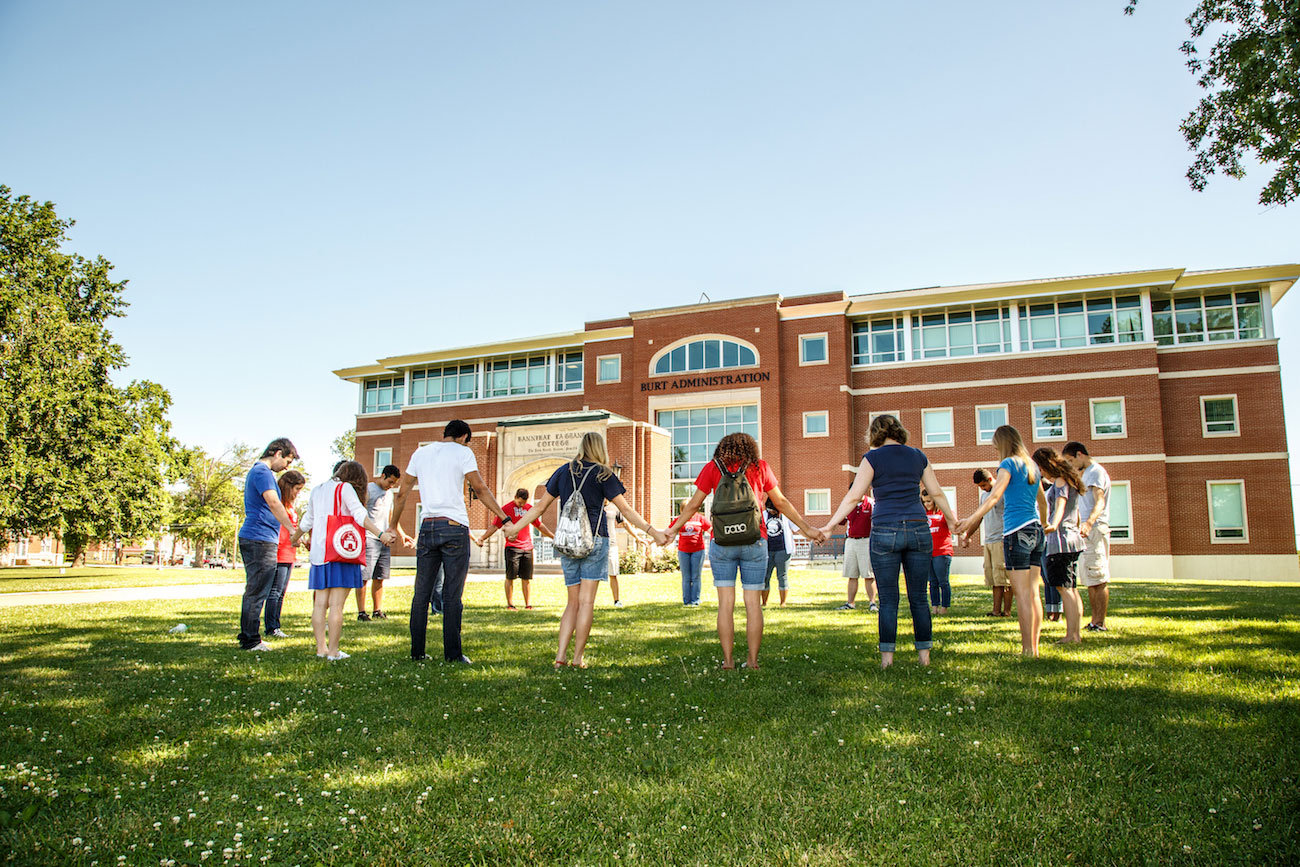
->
[1032, 446, 1087, 645]
[295, 460, 396, 660]
[665, 432, 826, 670]
[822, 414, 956, 669]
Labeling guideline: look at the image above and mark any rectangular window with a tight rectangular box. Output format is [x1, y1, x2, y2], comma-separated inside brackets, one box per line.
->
[911, 306, 1011, 360]
[1201, 395, 1239, 436]
[1018, 296, 1143, 350]
[1153, 290, 1265, 346]
[805, 489, 831, 515]
[1032, 401, 1066, 441]
[922, 408, 954, 447]
[487, 355, 550, 397]
[557, 351, 584, 391]
[851, 317, 905, 365]
[1090, 398, 1126, 438]
[373, 448, 392, 477]
[799, 333, 829, 365]
[803, 411, 829, 438]
[657, 404, 759, 515]
[596, 354, 621, 384]
[976, 405, 1007, 445]
[409, 364, 477, 405]
[1207, 480, 1247, 542]
[1109, 481, 1132, 542]
[361, 376, 404, 413]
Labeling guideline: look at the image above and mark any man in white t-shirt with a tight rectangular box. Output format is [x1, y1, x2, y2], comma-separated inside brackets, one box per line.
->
[389, 420, 510, 664]
[1064, 442, 1111, 632]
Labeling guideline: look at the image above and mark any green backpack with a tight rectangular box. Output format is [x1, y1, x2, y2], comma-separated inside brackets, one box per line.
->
[709, 459, 761, 546]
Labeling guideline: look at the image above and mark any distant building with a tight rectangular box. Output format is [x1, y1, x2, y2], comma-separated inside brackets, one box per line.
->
[337, 264, 1299, 580]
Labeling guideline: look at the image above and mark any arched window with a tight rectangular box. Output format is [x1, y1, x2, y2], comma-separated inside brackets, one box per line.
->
[652, 336, 759, 376]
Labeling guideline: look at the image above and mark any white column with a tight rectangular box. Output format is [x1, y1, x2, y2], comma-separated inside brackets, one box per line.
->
[1262, 286, 1277, 339]
[902, 312, 914, 360]
[1140, 290, 1154, 342]
[1009, 303, 1022, 353]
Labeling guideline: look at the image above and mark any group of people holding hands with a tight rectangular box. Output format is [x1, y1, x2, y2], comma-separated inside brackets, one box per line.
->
[236, 409, 1112, 670]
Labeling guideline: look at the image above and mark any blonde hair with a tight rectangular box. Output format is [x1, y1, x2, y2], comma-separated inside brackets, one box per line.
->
[572, 431, 615, 482]
[992, 425, 1036, 485]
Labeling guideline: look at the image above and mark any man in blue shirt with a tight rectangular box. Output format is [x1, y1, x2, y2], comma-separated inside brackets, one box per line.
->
[238, 437, 299, 651]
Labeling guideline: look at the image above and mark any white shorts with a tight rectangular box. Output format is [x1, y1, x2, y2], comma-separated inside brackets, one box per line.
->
[1079, 523, 1110, 587]
[608, 539, 619, 576]
[843, 536, 873, 580]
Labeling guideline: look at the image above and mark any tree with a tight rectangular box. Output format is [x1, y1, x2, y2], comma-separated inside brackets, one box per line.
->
[1126, 1, 1300, 206]
[332, 428, 356, 462]
[170, 444, 255, 565]
[0, 186, 178, 556]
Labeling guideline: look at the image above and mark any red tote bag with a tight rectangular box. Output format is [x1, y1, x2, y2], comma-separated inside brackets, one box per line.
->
[324, 484, 366, 565]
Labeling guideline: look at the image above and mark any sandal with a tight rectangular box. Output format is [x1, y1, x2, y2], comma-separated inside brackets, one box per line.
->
[553, 660, 568, 669]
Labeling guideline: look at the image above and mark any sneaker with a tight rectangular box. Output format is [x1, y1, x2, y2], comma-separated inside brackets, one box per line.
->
[834, 602, 856, 611]
[507, 605, 518, 611]
[1086, 623, 1108, 632]
[327, 651, 351, 661]
[357, 612, 371, 622]
[245, 641, 273, 652]
[268, 629, 289, 639]
[613, 600, 624, 608]
[448, 654, 473, 665]
[371, 610, 387, 620]
[868, 602, 879, 613]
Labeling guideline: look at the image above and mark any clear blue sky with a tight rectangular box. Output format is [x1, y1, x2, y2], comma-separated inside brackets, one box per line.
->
[2, 1, 1298, 496]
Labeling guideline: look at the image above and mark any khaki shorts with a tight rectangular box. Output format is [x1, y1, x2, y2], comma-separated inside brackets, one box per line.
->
[982, 543, 1009, 587]
[1079, 523, 1111, 587]
[843, 536, 873, 580]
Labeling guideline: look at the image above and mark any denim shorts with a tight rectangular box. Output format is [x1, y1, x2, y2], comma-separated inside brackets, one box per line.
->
[709, 538, 768, 591]
[1002, 524, 1046, 571]
[560, 535, 610, 587]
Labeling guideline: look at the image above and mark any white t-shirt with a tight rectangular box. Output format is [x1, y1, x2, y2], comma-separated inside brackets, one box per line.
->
[365, 482, 393, 539]
[1079, 461, 1111, 525]
[298, 480, 370, 566]
[404, 441, 478, 526]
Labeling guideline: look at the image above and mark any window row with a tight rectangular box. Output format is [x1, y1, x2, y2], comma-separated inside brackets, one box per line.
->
[362, 351, 585, 412]
[874, 394, 1240, 447]
[852, 290, 1268, 365]
[654, 338, 757, 375]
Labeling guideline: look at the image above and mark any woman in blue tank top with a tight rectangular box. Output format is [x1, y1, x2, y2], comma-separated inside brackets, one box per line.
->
[823, 414, 956, 669]
[958, 425, 1048, 657]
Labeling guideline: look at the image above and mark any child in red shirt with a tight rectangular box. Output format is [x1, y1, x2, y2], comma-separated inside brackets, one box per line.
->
[923, 488, 953, 615]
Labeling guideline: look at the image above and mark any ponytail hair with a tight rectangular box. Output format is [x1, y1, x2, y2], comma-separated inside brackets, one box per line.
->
[992, 425, 1036, 485]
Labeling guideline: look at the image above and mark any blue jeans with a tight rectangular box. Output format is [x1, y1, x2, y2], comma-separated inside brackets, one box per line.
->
[869, 520, 934, 653]
[764, 550, 790, 592]
[928, 555, 952, 608]
[560, 535, 610, 586]
[1041, 549, 1061, 612]
[237, 538, 278, 649]
[264, 563, 293, 633]
[709, 539, 768, 590]
[679, 550, 704, 604]
[411, 519, 469, 660]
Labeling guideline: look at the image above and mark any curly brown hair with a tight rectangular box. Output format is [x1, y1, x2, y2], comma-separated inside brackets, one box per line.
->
[333, 460, 369, 503]
[868, 414, 909, 448]
[713, 432, 760, 469]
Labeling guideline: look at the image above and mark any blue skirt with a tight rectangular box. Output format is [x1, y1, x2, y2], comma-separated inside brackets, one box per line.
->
[308, 562, 363, 590]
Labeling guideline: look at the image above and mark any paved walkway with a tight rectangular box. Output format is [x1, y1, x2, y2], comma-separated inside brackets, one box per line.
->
[0, 573, 505, 608]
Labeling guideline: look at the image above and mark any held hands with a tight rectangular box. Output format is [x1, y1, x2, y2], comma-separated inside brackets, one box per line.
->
[808, 527, 828, 544]
[649, 527, 669, 547]
[379, 529, 397, 546]
[401, 533, 415, 548]
[471, 535, 484, 548]
[503, 522, 521, 541]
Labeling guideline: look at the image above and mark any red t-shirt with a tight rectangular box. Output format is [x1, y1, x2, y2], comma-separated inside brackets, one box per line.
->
[676, 513, 712, 553]
[494, 502, 542, 551]
[846, 498, 873, 538]
[694, 459, 778, 538]
[927, 508, 953, 557]
[276, 505, 298, 565]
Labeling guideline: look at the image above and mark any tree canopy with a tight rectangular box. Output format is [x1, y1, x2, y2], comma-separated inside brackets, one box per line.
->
[1126, 0, 1300, 206]
[0, 186, 178, 558]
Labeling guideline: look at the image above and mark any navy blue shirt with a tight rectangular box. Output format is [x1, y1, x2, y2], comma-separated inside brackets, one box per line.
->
[239, 462, 281, 543]
[545, 461, 627, 538]
[865, 444, 928, 524]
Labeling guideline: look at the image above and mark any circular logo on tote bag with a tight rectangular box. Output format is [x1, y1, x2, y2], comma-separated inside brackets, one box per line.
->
[332, 524, 363, 559]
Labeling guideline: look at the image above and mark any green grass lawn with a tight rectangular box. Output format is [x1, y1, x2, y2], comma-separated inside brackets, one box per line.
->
[2, 571, 1297, 865]
[0, 567, 416, 594]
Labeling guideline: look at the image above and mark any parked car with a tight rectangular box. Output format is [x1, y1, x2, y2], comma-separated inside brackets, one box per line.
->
[203, 556, 233, 569]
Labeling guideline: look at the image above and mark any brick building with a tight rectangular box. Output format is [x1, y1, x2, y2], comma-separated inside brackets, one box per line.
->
[336, 264, 1299, 581]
